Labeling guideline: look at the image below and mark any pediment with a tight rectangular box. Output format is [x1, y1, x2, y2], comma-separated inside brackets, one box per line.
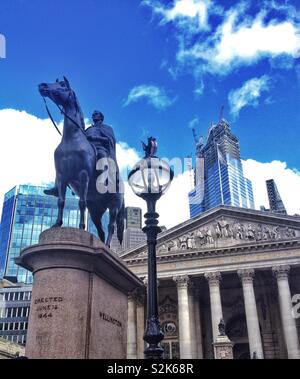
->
[121, 206, 300, 261]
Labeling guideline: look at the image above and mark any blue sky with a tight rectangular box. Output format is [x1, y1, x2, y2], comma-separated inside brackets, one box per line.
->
[1, 0, 300, 225]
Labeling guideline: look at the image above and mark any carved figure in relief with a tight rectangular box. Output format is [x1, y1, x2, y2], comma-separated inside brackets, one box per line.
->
[179, 235, 188, 249]
[247, 224, 256, 240]
[255, 225, 263, 241]
[232, 223, 243, 239]
[158, 243, 167, 253]
[271, 226, 280, 240]
[167, 240, 177, 251]
[186, 233, 195, 249]
[195, 229, 206, 246]
[284, 227, 296, 238]
[204, 227, 214, 244]
[214, 223, 222, 238]
[218, 218, 233, 238]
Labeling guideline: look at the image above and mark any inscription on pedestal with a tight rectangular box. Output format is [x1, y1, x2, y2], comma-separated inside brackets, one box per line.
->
[34, 297, 64, 319]
[99, 312, 123, 328]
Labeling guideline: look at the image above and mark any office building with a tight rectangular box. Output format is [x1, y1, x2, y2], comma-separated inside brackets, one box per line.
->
[0, 279, 32, 345]
[90, 207, 146, 255]
[266, 179, 287, 215]
[0, 185, 81, 284]
[125, 207, 142, 229]
[189, 118, 255, 218]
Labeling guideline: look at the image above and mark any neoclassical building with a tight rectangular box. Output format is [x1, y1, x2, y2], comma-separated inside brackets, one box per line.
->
[122, 206, 300, 359]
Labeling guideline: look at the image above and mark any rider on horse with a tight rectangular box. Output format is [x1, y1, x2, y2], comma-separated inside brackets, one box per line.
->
[45, 110, 117, 196]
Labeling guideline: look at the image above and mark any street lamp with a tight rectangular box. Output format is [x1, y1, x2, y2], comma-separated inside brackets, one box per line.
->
[128, 139, 174, 359]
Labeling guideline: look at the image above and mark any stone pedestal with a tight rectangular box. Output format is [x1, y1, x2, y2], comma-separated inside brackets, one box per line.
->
[213, 335, 234, 359]
[15, 228, 143, 359]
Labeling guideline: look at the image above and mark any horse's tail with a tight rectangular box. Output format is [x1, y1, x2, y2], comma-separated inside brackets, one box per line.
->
[116, 199, 125, 244]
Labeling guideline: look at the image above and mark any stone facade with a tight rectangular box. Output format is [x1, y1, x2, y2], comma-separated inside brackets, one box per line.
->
[16, 228, 144, 359]
[121, 206, 300, 359]
[0, 337, 25, 359]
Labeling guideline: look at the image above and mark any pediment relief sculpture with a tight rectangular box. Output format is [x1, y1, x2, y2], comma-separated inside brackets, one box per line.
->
[156, 217, 298, 253]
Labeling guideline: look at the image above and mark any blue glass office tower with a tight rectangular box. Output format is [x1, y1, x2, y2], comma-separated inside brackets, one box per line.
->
[0, 185, 80, 284]
[189, 119, 255, 218]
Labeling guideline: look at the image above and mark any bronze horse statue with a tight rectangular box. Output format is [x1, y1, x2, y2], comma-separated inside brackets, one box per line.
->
[38, 77, 125, 247]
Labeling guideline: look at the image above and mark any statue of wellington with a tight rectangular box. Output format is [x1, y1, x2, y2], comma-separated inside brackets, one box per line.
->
[38, 77, 124, 247]
[45, 110, 119, 196]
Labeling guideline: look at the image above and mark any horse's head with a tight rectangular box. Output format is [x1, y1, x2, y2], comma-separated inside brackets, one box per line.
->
[38, 76, 73, 107]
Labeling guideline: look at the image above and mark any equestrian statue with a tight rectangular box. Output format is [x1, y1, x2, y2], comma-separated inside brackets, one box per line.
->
[38, 77, 125, 247]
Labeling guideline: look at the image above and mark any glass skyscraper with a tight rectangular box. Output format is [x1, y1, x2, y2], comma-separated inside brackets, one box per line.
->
[0, 185, 80, 284]
[189, 119, 255, 218]
[266, 179, 287, 215]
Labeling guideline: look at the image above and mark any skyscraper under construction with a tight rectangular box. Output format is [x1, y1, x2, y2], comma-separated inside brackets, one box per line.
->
[189, 117, 255, 218]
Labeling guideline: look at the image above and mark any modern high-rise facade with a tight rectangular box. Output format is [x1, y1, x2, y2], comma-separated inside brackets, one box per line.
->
[266, 179, 287, 215]
[0, 280, 32, 345]
[0, 185, 80, 284]
[89, 206, 146, 255]
[125, 207, 142, 229]
[189, 118, 255, 218]
[123, 207, 145, 251]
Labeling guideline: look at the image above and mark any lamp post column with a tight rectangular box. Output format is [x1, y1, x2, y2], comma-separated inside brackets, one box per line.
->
[143, 198, 164, 359]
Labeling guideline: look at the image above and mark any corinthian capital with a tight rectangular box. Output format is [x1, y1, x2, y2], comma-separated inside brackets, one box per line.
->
[238, 268, 255, 283]
[204, 271, 221, 286]
[272, 265, 290, 280]
[173, 275, 190, 288]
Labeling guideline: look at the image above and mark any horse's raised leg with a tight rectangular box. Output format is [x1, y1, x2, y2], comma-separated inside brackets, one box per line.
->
[52, 179, 67, 228]
[78, 170, 89, 230]
[106, 208, 118, 247]
[87, 201, 106, 243]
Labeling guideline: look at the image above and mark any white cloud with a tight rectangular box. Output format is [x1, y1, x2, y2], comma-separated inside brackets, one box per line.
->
[243, 159, 300, 215]
[145, 0, 300, 87]
[124, 85, 176, 110]
[214, 12, 300, 68]
[228, 75, 271, 117]
[179, 9, 300, 75]
[143, 0, 216, 33]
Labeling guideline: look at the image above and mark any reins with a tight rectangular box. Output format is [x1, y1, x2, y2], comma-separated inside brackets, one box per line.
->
[42, 97, 62, 136]
[42, 92, 84, 136]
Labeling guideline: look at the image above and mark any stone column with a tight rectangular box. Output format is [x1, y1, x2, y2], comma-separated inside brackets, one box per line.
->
[238, 269, 264, 359]
[205, 271, 223, 343]
[194, 289, 204, 359]
[136, 290, 146, 359]
[173, 275, 193, 359]
[273, 265, 300, 359]
[127, 293, 137, 359]
[188, 283, 197, 359]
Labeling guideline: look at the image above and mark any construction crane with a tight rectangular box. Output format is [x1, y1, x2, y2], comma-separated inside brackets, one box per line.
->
[192, 128, 205, 158]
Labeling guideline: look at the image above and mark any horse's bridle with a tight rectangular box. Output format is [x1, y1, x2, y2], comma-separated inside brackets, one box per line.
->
[42, 90, 84, 136]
